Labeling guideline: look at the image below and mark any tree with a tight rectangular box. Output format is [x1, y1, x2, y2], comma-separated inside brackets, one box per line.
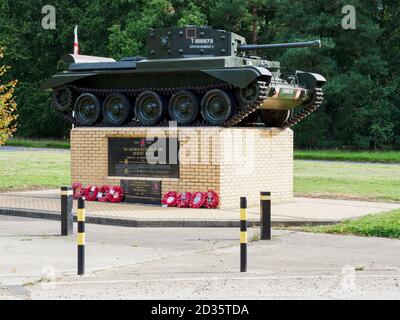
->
[0, 47, 18, 145]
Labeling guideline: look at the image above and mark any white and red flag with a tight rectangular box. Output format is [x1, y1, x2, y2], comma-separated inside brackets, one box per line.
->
[73, 25, 80, 55]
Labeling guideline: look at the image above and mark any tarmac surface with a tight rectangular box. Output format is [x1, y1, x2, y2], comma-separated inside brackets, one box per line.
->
[1, 215, 400, 300]
[1, 189, 399, 227]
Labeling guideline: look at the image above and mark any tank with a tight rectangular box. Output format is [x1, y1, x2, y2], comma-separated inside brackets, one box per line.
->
[44, 26, 326, 128]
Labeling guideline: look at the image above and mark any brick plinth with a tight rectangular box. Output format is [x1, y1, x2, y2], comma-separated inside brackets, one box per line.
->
[71, 127, 293, 209]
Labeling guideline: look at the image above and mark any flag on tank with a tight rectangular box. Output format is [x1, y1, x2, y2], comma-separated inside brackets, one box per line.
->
[74, 25, 80, 55]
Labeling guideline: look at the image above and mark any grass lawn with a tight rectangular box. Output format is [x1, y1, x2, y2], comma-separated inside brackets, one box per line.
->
[294, 150, 400, 163]
[5, 138, 70, 149]
[0, 149, 399, 203]
[294, 160, 400, 202]
[297, 209, 400, 239]
[0, 151, 71, 192]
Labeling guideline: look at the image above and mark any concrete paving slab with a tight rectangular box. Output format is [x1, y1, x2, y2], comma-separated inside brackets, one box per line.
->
[0, 190, 399, 227]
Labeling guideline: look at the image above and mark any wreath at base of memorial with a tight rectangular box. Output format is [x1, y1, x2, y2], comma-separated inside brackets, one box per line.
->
[162, 191, 179, 207]
[190, 191, 206, 208]
[72, 183, 84, 200]
[107, 186, 124, 203]
[204, 189, 219, 209]
[176, 192, 193, 208]
[84, 185, 99, 201]
[97, 185, 110, 202]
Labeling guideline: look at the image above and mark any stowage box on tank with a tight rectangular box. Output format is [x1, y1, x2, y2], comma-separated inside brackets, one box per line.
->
[44, 26, 326, 128]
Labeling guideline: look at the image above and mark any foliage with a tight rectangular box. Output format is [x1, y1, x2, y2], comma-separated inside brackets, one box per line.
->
[0, 0, 398, 148]
[0, 47, 18, 145]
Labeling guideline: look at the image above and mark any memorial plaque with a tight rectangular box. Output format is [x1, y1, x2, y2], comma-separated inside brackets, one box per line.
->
[121, 180, 161, 205]
[108, 137, 179, 178]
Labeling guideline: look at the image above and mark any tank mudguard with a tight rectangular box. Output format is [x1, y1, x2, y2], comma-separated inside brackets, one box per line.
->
[201, 67, 272, 89]
[296, 71, 326, 90]
[42, 72, 95, 91]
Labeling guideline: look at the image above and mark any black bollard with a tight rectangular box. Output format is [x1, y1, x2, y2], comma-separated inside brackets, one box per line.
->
[240, 197, 247, 272]
[260, 192, 271, 240]
[61, 186, 73, 236]
[77, 197, 86, 276]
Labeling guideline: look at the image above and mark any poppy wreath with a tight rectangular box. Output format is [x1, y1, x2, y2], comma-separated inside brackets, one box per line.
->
[190, 191, 206, 208]
[84, 185, 99, 201]
[176, 192, 193, 208]
[162, 191, 179, 207]
[72, 182, 84, 200]
[205, 189, 219, 209]
[107, 186, 124, 203]
[97, 185, 110, 202]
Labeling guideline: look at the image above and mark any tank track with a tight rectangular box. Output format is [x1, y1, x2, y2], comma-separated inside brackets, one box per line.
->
[56, 82, 323, 128]
[223, 81, 268, 127]
[57, 81, 269, 128]
[283, 87, 324, 128]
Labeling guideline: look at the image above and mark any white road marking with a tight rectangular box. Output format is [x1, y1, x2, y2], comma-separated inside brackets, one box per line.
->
[51, 274, 400, 286]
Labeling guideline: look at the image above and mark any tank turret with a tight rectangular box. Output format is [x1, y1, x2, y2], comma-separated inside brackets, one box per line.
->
[44, 26, 326, 128]
[145, 26, 321, 59]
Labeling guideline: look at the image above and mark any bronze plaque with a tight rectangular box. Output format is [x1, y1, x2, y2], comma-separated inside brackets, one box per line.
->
[108, 137, 179, 178]
[121, 180, 161, 205]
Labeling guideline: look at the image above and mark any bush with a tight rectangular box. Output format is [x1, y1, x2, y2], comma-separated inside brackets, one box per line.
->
[0, 47, 18, 145]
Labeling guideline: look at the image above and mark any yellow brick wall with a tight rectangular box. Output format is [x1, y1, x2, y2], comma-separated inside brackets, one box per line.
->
[70, 127, 293, 209]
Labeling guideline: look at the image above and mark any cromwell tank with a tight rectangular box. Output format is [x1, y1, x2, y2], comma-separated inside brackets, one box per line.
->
[44, 26, 326, 128]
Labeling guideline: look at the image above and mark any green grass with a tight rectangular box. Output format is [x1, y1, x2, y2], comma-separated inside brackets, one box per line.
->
[294, 150, 400, 163]
[299, 209, 400, 239]
[5, 138, 70, 149]
[0, 149, 399, 203]
[0, 151, 70, 192]
[294, 160, 400, 202]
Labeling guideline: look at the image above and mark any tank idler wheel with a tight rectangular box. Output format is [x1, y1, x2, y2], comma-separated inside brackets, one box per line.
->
[52, 86, 74, 112]
[201, 89, 236, 126]
[74, 93, 102, 126]
[260, 110, 292, 128]
[168, 91, 200, 125]
[237, 81, 260, 106]
[102, 93, 132, 126]
[135, 91, 166, 126]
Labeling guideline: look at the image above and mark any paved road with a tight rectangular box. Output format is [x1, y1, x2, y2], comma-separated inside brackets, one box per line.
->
[1, 215, 399, 300]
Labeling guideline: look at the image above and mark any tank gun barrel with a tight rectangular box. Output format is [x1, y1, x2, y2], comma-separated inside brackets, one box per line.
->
[238, 40, 321, 51]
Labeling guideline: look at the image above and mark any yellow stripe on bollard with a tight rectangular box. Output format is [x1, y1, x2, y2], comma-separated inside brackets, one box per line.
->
[77, 233, 85, 246]
[240, 208, 247, 221]
[260, 195, 271, 201]
[77, 208, 85, 222]
[60, 190, 73, 196]
[240, 231, 247, 244]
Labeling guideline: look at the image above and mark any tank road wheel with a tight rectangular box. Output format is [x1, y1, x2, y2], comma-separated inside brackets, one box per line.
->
[74, 93, 102, 126]
[52, 86, 74, 112]
[102, 94, 132, 126]
[135, 91, 166, 126]
[168, 91, 200, 125]
[260, 110, 292, 128]
[201, 89, 236, 126]
[237, 81, 260, 106]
